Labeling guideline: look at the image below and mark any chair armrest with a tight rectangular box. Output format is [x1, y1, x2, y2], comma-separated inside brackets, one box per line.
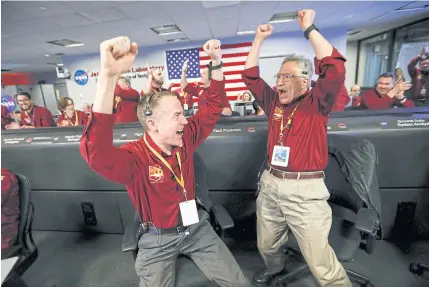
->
[211, 205, 234, 230]
[355, 208, 379, 236]
[122, 222, 139, 252]
[1, 244, 22, 260]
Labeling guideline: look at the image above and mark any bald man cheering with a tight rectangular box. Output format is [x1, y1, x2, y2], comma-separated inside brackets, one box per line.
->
[80, 36, 250, 287]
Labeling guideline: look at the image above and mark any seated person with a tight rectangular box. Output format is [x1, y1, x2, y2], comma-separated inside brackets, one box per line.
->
[1, 168, 20, 254]
[350, 84, 361, 107]
[8, 92, 55, 129]
[82, 103, 91, 114]
[242, 91, 252, 102]
[1, 105, 12, 130]
[360, 73, 414, 110]
[408, 43, 429, 104]
[252, 100, 265, 115]
[57, 97, 88, 127]
[113, 77, 140, 123]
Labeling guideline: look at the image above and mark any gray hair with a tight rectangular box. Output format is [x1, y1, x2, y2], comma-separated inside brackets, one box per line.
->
[281, 54, 313, 86]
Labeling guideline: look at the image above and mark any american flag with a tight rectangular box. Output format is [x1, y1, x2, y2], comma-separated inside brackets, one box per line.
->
[166, 42, 252, 103]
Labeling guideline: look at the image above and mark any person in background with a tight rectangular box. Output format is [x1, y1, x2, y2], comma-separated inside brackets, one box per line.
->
[181, 59, 232, 116]
[8, 92, 56, 129]
[407, 43, 429, 105]
[360, 73, 414, 110]
[113, 77, 140, 123]
[394, 67, 406, 83]
[141, 64, 169, 95]
[1, 105, 12, 130]
[82, 103, 91, 114]
[242, 91, 252, 102]
[350, 84, 361, 107]
[57, 97, 88, 127]
[242, 9, 352, 286]
[1, 168, 20, 254]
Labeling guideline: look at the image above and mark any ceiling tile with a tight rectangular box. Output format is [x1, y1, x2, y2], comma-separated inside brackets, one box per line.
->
[49, 12, 97, 28]
[79, 7, 128, 23]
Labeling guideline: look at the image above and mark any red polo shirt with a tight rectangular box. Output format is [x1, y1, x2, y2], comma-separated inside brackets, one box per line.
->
[242, 48, 346, 172]
[20, 105, 55, 128]
[80, 80, 224, 228]
[1, 168, 20, 250]
[57, 110, 88, 126]
[360, 89, 415, 110]
[114, 85, 140, 123]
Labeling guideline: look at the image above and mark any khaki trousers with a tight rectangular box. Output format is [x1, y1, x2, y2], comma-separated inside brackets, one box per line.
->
[256, 170, 352, 287]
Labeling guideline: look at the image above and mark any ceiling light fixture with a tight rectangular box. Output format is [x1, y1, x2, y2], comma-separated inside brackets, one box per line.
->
[167, 38, 188, 42]
[237, 30, 256, 35]
[46, 39, 84, 48]
[151, 24, 182, 36]
[269, 12, 298, 24]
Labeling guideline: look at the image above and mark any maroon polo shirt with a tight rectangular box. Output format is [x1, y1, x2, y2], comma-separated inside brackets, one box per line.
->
[80, 80, 224, 228]
[57, 110, 88, 126]
[20, 105, 55, 128]
[407, 56, 429, 100]
[2, 168, 20, 250]
[242, 48, 346, 172]
[360, 89, 415, 110]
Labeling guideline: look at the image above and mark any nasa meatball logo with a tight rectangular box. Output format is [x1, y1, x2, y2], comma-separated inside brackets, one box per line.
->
[74, 70, 89, 86]
[273, 107, 283, 121]
[1, 95, 16, 113]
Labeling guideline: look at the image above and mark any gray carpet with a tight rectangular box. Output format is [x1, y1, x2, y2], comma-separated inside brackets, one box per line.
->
[22, 231, 429, 287]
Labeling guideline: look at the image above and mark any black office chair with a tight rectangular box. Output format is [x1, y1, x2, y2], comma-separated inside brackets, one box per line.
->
[2, 173, 38, 287]
[122, 153, 235, 261]
[273, 135, 381, 287]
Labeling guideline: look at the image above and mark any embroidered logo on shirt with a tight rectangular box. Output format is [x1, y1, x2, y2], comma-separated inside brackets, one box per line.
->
[149, 165, 164, 183]
[418, 74, 422, 80]
[273, 107, 283, 121]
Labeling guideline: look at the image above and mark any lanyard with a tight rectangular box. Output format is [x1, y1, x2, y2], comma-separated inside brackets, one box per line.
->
[277, 96, 304, 145]
[143, 133, 187, 200]
[65, 111, 79, 126]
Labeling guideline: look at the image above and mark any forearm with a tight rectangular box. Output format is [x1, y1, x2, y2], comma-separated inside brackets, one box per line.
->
[308, 30, 333, 60]
[142, 74, 153, 95]
[210, 58, 223, 81]
[93, 73, 118, 114]
[245, 39, 263, 69]
[180, 72, 188, 91]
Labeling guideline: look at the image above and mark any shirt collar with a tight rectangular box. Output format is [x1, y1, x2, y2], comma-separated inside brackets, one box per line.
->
[144, 132, 181, 157]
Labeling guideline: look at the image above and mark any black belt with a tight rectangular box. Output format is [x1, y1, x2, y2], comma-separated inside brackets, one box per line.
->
[147, 225, 188, 235]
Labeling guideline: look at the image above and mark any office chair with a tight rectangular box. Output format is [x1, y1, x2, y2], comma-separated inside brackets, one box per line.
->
[272, 137, 381, 287]
[2, 173, 38, 287]
[409, 262, 429, 276]
[122, 153, 235, 261]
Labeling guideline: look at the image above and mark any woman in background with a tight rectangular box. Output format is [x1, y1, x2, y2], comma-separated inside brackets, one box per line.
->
[57, 97, 88, 127]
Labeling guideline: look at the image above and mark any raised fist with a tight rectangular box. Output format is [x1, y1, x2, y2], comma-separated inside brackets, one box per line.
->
[99, 36, 138, 77]
[255, 24, 273, 41]
[182, 59, 189, 73]
[421, 43, 429, 58]
[298, 9, 316, 32]
[203, 39, 222, 60]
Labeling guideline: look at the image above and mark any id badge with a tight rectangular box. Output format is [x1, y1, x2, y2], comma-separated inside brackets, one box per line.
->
[271, 145, 290, 167]
[421, 88, 426, 95]
[179, 200, 199, 226]
[184, 104, 189, 110]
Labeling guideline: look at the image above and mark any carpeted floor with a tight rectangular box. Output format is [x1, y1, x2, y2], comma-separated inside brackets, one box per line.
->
[21, 231, 428, 287]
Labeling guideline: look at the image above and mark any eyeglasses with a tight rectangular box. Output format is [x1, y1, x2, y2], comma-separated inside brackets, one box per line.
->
[274, 73, 306, 82]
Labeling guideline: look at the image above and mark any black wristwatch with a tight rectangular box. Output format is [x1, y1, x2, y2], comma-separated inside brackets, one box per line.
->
[304, 24, 319, 40]
[207, 61, 223, 70]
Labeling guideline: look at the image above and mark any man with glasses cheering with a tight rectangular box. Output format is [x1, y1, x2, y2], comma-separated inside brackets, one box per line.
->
[80, 36, 249, 287]
[241, 9, 352, 287]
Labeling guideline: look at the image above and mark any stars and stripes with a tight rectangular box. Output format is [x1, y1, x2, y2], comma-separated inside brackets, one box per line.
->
[166, 42, 252, 103]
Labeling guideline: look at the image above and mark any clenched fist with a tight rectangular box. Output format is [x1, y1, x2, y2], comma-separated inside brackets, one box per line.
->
[298, 9, 316, 32]
[99, 37, 138, 77]
[203, 39, 222, 60]
[255, 24, 273, 41]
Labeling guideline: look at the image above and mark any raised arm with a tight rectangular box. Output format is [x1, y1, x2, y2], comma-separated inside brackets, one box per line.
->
[186, 39, 224, 151]
[80, 37, 139, 185]
[142, 62, 153, 95]
[242, 24, 277, 114]
[408, 44, 428, 77]
[300, 10, 346, 114]
[180, 59, 189, 91]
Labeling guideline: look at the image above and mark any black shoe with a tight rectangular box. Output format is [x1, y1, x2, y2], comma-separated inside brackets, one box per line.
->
[252, 269, 285, 286]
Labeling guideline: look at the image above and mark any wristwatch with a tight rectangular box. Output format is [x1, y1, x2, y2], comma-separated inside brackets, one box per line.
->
[304, 24, 319, 40]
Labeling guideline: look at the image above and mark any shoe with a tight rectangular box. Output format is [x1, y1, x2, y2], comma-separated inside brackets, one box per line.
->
[252, 269, 285, 286]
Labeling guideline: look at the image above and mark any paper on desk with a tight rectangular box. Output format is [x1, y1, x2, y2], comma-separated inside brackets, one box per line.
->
[1, 256, 19, 283]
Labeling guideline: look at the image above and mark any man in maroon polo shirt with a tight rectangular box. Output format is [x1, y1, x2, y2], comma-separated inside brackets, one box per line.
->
[181, 59, 233, 116]
[407, 43, 429, 106]
[360, 73, 414, 110]
[242, 10, 352, 287]
[80, 36, 249, 287]
[141, 64, 170, 96]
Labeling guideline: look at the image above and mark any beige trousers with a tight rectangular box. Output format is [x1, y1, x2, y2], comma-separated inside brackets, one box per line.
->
[256, 170, 352, 287]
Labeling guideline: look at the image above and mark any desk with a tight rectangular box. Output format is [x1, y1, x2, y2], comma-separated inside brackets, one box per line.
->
[1, 257, 18, 284]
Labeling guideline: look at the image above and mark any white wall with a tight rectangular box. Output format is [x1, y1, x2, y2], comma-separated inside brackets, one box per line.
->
[63, 27, 347, 109]
[345, 40, 358, 91]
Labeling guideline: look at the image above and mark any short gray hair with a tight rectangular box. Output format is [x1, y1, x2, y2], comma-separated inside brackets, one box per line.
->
[281, 54, 313, 85]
